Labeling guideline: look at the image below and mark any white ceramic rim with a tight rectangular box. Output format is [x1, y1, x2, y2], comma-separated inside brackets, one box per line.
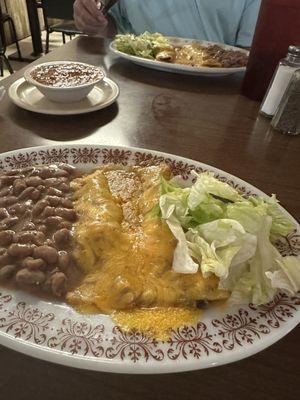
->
[109, 36, 248, 75]
[8, 77, 120, 115]
[24, 61, 106, 90]
[0, 144, 299, 374]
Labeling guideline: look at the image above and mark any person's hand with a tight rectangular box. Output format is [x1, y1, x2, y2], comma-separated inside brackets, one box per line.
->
[74, 0, 108, 35]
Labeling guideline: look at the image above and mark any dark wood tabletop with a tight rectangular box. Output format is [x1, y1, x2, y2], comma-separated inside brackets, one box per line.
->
[0, 36, 299, 400]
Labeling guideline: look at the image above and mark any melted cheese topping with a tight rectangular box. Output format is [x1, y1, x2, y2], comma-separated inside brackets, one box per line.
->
[113, 307, 202, 340]
[175, 44, 221, 67]
[67, 165, 229, 320]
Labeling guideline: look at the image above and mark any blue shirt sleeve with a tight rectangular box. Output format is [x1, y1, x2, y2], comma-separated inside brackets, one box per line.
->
[108, 2, 133, 34]
[236, 0, 261, 47]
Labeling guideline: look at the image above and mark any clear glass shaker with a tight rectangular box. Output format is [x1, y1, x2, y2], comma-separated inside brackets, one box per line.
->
[260, 45, 300, 117]
[271, 69, 300, 135]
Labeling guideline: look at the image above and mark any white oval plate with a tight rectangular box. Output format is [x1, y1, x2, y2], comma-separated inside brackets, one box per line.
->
[8, 77, 119, 115]
[0, 144, 299, 374]
[109, 37, 248, 76]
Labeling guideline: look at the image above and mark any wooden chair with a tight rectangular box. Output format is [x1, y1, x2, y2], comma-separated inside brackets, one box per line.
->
[0, 22, 13, 76]
[41, 0, 82, 53]
[0, 0, 22, 61]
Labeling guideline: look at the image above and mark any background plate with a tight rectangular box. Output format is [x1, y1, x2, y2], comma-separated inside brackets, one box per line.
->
[109, 37, 249, 76]
[8, 78, 119, 115]
[0, 144, 299, 374]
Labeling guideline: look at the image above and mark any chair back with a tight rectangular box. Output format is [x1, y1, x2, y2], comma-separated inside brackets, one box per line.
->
[41, 0, 76, 20]
[0, 1, 4, 19]
[0, 28, 6, 55]
[0, 6, 6, 56]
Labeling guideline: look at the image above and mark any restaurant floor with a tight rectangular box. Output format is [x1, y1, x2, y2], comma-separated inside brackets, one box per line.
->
[1, 31, 73, 81]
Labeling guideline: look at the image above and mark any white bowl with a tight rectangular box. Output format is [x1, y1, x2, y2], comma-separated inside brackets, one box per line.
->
[24, 61, 105, 103]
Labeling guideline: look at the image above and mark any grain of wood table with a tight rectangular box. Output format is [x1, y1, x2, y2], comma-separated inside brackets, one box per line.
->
[0, 36, 299, 400]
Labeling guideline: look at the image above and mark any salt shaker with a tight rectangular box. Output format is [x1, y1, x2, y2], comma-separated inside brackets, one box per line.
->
[271, 69, 300, 135]
[260, 45, 300, 117]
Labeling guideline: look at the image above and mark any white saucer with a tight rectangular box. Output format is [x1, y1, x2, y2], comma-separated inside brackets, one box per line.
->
[8, 77, 119, 115]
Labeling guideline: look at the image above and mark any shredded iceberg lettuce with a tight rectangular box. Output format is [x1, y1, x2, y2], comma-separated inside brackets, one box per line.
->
[158, 171, 299, 305]
[114, 32, 172, 59]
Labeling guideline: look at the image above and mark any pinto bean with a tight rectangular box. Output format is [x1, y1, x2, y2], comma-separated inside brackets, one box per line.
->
[8, 243, 33, 257]
[45, 239, 54, 247]
[31, 189, 41, 201]
[24, 210, 33, 220]
[59, 221, 72, 230]
[47, 187, 63, 197]
[0, 264, 16, 280]
[0, 217, 19, 230]
[25, 176, 43, 187]
[42, 206, 56, 218]
[32, 199, 49, 217]
[15, 231, 44, 245]
[0, 230, 15, 246]
[8, 203, 26, 216]
[53, 228, 71, 247]
[13, 179, 27, 196]
[34, 231, 46, 245]
[38, 168, 52, 179]
[45, 196, 61, 207]
[5, 196, 18, 206]
[55, 208, 76, 222]
[18, 186, 35, 200]
[139, 288, 156, 304]
[120, 291, 135, 306]
[4, 169, 21, 176]
[61, 164, 77, 174]
[58, 183, 69, 192]
[58, 251, 70, 270]
[51, 272, 67, 296]
[30, 168, 41, 177]
[1, 175, 21, 185]
[0, 198, 6, 208]
[60, 198, 73, 209]
[37, 185, 45, 192]
[16, 268, 46, 285]
[44, 178, 61, 187]
[44, 216, 63, 228]
[22, 222, 36, 231]
[20, 167, 34, 174]
[23, 257, 45, 270]
[53, 169, 69, 178]
[36, 224, 47, 234]
[0, 187, 11, 197]
[0, 253, 14, 267]
[33, 245, 58, 264]
[0, 208, 9, 220]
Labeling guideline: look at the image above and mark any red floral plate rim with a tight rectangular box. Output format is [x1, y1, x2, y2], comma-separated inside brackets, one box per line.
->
[0, 144, 299, 374]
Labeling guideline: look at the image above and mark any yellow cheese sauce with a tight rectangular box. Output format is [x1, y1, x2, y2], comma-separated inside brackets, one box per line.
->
[113, 307, 202, 340]
[66, 164, 228, 337]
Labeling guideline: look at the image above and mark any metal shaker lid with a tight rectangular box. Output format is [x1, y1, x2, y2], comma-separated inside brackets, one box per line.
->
[288, 45, 300, 55]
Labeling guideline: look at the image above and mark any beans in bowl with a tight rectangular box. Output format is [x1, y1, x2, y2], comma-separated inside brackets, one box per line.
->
[30, 63, 105, 88]
[0, 164, 81, 297]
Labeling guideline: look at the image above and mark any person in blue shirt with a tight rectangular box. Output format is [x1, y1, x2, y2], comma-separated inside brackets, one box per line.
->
[74, 0, 261, 47]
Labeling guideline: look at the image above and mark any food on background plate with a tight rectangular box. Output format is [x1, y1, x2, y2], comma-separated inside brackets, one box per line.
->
[0, 162, 299, 338]
[114, 32, 248, 68]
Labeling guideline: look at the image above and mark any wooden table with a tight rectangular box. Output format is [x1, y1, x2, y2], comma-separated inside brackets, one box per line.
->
[0, 36, 299, 400]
